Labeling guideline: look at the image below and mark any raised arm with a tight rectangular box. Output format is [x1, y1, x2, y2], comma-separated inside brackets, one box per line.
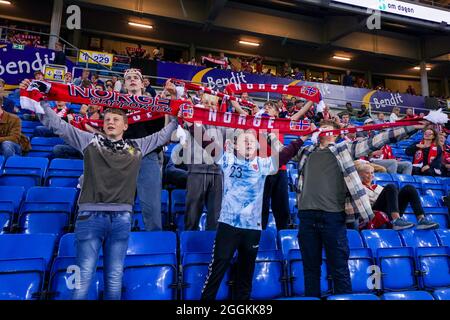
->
[290, 101, 314, 121]
[133, 117, 178, 155]
[38, 102, 94, 152]
[350, 126, 418, 159]
[230, 99, 248, 115]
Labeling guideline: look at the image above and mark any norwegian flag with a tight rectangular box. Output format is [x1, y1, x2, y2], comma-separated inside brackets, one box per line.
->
[289, 120, 310, 131]
[181, 103, 194, 119]
[19, 80, 52, 114]
[300, 86, 318, 96]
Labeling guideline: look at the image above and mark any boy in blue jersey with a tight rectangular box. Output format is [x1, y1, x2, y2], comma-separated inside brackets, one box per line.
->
[189, 124, 314, 300]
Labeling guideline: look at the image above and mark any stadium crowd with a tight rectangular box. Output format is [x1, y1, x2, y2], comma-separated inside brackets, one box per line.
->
[1, 64, 449, 300]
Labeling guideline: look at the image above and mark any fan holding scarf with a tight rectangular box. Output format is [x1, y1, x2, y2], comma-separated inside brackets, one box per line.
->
[406, 127, 442, 176]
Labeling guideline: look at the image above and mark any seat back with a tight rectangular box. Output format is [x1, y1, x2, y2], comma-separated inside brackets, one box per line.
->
[361, 230, 403, 255]
[382, 291, 435, 300]
[399, 229, 440, 248]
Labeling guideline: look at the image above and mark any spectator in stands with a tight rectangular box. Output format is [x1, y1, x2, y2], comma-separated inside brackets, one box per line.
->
[73, 69, 91, 87]
[198, 124, 313, 300]
[281, 62, 292, 78]
[188, 57, 197, 66]
[355, 104, 370, 121]
[112, 75, 122, 93]
[406, 85, 416, 96]
[342, 70, 353, 87]
[406, 127, 442, 176]
[0, 96, 28, 158]
[218, 52, 229, 70]
[293, 67, 305, 80]
[123, 69, 167, 232]
[34, 71, 44, 81]
[143, 77, 157, 97]
[338, 102, 356, 118]
[105, 80, 114, 92]
[276, 118, 425, 298]
[439, 133, 450, 177]
[180, 93, 223, 231]
[315, 104, 333, 122]
[389, 107, 401, 123]
[369, 144, 413, 175]
[64, 72, 73, 84]
[20, 77, 178, 300]
[373, 112, 387, 124]
[339, 112, 351, 128]
[152, 46, 163, 60]
[91, 73, 104, 88]
[405, 107, 418, 119]
[357, 163, 438, 230]
[53, 42, 66, 66]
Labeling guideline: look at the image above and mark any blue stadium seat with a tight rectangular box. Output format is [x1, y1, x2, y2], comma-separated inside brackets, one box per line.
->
[251, 230, 284, 299]
[362, 230, 418, 291]
[48, 233, 102, 300]
[347, 229, 364, 249]
[0, 156, 4, 170]
[424, 189, 445, 205]
[0, 234, 57, 300]
[0, 156, 49, 189]
[419, 195, 449, 228]
[288, 192, 297, 216]
[171, 189, 186, 230]
[435, 229, 450, 247]
[18, 187, 78, 236]
[278, 229, 329, 297]
[0, 186, 25, 233]
[46, 159, 83, 187]
[399, 229, 440, 248]
[433, 288, 450, 300]
[415, 246, 450, 290]
[381, 291, 434, 300]
[28, 137, 65, 158]
[392, 174, 421, 190]
[161, 189, 170, 227]
[122, 232, 178, 300]
[21, 121, 40, 137]
[180, 231, 229, 300]
[266, 213, 277, 235]
[348, 247, 375, 293]
[327, 293, 379, 300]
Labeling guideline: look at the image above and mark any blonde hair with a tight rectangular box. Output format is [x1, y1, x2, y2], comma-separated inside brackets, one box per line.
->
[201, 94, 219, 107]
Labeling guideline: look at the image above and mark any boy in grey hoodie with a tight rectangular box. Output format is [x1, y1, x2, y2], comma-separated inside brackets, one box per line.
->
[20, 79, 177, 300]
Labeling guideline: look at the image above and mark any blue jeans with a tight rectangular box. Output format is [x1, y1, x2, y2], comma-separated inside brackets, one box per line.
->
[52, 144, 83, 159]
[298, 210, 351, 297]
[137, 151, 162, 231]
[72, 211, 131, 300]
[0, 141, 21, 158]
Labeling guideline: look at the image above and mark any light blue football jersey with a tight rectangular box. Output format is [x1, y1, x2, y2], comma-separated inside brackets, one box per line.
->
[218, 151, 278, 230]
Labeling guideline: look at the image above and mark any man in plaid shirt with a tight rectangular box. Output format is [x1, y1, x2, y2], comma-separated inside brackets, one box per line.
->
[271, 119, 425, 297]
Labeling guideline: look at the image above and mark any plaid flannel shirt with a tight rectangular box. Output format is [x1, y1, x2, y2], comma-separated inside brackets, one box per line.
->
[291, 126, 417, 224]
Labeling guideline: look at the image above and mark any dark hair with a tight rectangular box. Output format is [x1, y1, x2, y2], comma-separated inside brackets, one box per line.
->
[341, 111, 351, 117]
[104, 108, 128, 123]
[319, 119, 340, 130]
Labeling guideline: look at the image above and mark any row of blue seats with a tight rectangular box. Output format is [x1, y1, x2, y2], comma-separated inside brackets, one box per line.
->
[0, 156, 83, 190]
[322, 291, 449, 300]
[0, 229, 449, 300]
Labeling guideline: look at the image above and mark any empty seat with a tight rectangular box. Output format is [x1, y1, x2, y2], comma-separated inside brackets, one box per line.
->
[415, 246, 450, 290]
[0, 186, 25, 233]
[347, 229, 364, 249]
[46, 159, 83, 187]
[180, 231, 229, 300]
[0, 156, 49, 189]
[433, 288, 450, 300]
[373, 173, 396, 187]
[381, 291, 434, 300]
[392, 174, 421, 190]
[18, 187, 78, 236]
[362, 230, 417, 291]
[435, 229, 450, 247]
[0, 234, 56, 300]
[278, 229, 329, 297]
[251, 230, 284, 299]
[122, 232, 178, 300]
[399, 229, 441, 248]
[28, 137, 65, 158]
[48, 233, 102, 300]
[327, 293, 379, 300]
[0, 156, 4, 170]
